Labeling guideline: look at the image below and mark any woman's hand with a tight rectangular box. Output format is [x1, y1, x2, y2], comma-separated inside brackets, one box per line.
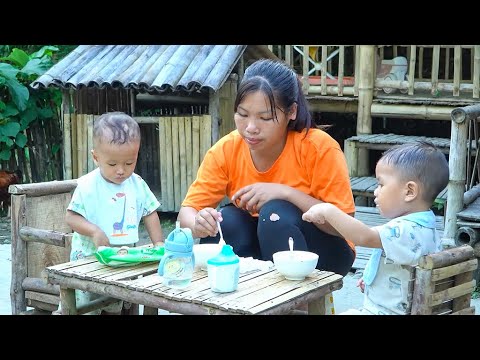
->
[193, 207, 222, 238]
[232, 183, 288, 213]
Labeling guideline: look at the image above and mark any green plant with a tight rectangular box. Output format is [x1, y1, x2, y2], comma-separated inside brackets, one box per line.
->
[0, 46, 61, 161]
[431, 198, 445, 216]
[473, 285, 480, 300]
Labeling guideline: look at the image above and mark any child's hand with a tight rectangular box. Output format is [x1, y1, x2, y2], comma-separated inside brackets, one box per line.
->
[302, 203, 327, 224]
[92, 229, 110, 248]
[152, 241, 164, 248]
[356, 278, 365, 293]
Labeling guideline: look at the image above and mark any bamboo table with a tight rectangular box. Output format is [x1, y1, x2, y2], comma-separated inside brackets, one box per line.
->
[46, 257, 343, 315]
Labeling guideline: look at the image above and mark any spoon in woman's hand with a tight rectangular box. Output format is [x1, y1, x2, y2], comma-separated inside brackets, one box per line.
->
[217, 221, 226, 245]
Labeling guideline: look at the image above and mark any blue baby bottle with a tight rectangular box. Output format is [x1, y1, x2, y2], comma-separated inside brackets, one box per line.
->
[158, 221, 195, 289]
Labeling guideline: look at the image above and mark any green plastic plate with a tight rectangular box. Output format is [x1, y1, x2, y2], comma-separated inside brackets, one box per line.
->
[94, 246, 165, 267]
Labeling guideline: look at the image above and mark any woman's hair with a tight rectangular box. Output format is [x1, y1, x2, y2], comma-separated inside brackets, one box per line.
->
[234, 59, 315, 132]
[93, 112, 141, 146]
[379, 141, 449, 203]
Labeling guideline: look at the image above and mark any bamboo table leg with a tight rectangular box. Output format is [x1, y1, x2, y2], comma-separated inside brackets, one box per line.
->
[59, 287, 77, 315]
[308, 295, 327, 315]
[143, 306, 159, 315]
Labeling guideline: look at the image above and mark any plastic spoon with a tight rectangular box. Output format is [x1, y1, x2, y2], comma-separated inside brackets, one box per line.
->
[217, 221, 226, 245]
[288, 237, 294, 258]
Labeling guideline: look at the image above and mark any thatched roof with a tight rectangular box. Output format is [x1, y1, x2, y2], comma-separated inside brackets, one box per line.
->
[31, 45, 277, 94]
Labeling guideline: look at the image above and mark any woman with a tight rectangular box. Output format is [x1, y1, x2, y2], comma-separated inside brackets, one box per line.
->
[178, 59, 355, 276]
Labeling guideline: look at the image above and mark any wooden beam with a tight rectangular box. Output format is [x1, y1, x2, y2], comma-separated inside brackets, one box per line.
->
[418, 245, 474, 269]
[19, 226, 71, 247]
[370, 103, 454, 120]
[22, 277, 60, 296]
[9, 180, 77, 197]
[10, 194, 27, 315]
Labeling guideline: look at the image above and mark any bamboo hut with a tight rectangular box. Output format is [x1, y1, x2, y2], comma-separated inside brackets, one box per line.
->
[269, 45, 480, 253]
[31, 45, 277, 212]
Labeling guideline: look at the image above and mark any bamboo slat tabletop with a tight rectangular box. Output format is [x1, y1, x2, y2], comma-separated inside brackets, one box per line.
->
[46, 257, 343, 315]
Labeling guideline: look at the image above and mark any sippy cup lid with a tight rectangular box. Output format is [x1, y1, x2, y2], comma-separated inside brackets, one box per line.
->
[164, 226, 194, 253]
[207, 245, 239, 266]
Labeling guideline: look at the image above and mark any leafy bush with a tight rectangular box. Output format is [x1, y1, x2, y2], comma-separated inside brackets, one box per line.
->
[0, 46, 61, 160]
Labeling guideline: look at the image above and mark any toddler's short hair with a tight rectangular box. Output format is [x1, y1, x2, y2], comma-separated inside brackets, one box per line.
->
[379, 141, 449, 203]
[93, 112, 140, 146]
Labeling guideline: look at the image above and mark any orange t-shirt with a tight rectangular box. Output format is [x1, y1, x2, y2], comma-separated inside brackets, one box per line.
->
[182, 128, 356, 251]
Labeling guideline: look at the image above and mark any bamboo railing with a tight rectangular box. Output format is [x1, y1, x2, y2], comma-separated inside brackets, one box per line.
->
[269, 45, 480, 100]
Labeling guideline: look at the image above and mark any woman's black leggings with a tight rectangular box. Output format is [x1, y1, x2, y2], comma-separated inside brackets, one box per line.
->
[200, 199, 355, 276]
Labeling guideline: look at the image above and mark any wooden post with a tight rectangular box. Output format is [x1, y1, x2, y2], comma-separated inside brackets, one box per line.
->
[10, 194, 27, 314]
[408, 45, 416, 95]
[71, 113, 78, 179]
[158, 117, 167, 212]
[285, 45, 292, 67]
[445, 47, 450, 80]
[418, 47, 424, 79]
[338, 46, 345, 97]
[474, 46, 480, 99]
[129, 89, 136, 116]
[307, 296, 326, 315]
[171, 117, 180, 210]
[353, 45, 360, 96]
[320, 45, 327, 95]
[59, 287, 77, 315]
[209, 89, 221, 144]
[356, 45, 376, 177]
[444, 104, 480, 247]
[302, 45, 310, 94]
[453, 46, 462, 97]
[165, 116, 174, 212]
[431, 45, 440, 96]
[86, 115, 94, 172]
[62, 91, 72, 180]
[411, 268, 434, 314]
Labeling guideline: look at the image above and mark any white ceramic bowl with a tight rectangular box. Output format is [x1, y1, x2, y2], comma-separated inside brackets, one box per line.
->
[272, 250, 319, 280]
[193, 243, 222, 270]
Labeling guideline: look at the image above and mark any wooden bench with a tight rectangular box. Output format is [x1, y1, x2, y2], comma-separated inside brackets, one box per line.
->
[9, 179, 142, 315]
[10, 180, 77, 314]
[409, 245, 477, 315]
[350, 245, 477, 315]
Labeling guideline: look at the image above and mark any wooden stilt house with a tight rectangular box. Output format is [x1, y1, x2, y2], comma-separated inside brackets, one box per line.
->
[269, 45, 480, 271]
[31, 45, 277, 212]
